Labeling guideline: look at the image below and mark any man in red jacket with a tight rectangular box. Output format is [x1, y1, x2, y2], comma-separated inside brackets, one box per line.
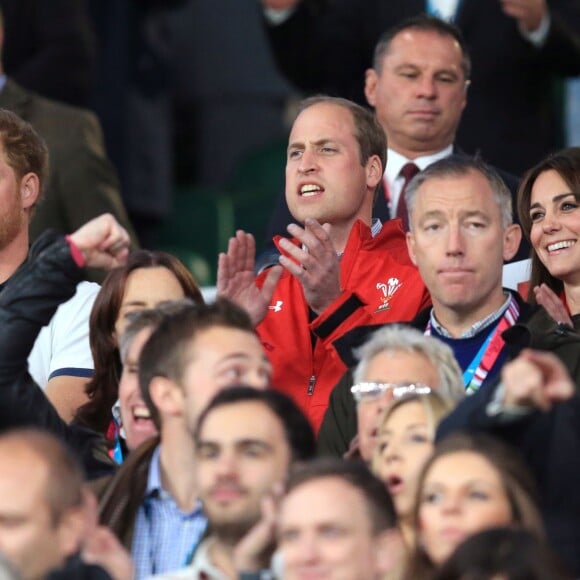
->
[218, 96, 430, 432]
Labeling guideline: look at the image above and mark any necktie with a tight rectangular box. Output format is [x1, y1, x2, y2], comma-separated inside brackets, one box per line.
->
[396, 162, 420, 231]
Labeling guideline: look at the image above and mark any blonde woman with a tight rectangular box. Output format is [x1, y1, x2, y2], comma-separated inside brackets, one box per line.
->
[372, 392, 455, 547]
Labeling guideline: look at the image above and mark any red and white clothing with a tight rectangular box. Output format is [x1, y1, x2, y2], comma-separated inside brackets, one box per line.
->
[257, 219, 431, 432]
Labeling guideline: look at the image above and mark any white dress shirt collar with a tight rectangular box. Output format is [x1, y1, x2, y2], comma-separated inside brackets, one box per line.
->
[385, 145, 454, 185]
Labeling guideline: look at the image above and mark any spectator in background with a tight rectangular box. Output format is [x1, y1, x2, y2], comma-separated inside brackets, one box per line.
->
[338, 325, 463, 461]
[278, 459, 405, 580]
[265, 16, 529, 265]
[74, 250, 202, 437]
[260, 0, 580, 175]
[371, 392, 456, 547]
[404, 433, 545, 580]
[151, 387, 316, 579]
[97, 300, 272, 578]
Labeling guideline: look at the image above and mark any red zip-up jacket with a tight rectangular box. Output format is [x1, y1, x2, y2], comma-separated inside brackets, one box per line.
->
[257, 219, 431, 432]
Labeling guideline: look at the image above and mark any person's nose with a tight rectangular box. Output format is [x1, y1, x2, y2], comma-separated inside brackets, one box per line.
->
[375, 389, 394, 418]
[445, 223, 465, 257]
[299, 533, 320, 564]
[384, 437, 402, 463]
[440, 492, 462, 515]
[298, 147, 318, 174]
[542, 213, 562, 234]
[416, 75, 437, 99]
[214, 450, 238, 478]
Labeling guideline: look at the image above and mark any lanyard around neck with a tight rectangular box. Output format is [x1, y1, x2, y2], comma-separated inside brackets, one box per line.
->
[426, 296, 520, 393]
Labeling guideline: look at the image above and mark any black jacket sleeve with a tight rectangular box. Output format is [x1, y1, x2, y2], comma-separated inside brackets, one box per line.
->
[0, 232, 114, 479]
[317, 369, 358, 457]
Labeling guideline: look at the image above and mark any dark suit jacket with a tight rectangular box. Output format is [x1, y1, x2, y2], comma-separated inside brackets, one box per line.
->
[0, 79, 138, 261]
[437, 315, 580, 576]
[0, 0, 96, 107]
[265, 0, 580, 175]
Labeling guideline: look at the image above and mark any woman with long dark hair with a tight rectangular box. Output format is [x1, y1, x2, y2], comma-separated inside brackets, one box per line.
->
[517, 147, 580, 327]
[74, 250, 203, 436]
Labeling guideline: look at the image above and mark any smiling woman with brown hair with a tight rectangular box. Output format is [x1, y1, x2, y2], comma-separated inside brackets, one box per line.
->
[517, 147, 580, 327]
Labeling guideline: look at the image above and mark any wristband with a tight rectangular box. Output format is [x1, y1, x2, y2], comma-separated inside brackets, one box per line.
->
[65, 235, 86, 268]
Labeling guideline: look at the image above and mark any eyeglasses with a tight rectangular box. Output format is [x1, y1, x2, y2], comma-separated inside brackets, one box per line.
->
[350, 382, 432, 404]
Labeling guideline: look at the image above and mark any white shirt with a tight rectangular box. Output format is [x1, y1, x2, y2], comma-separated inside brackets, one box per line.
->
[428, 0, 461, 21]
[27, 281, 98, 388]
[384, 145, 453, 215]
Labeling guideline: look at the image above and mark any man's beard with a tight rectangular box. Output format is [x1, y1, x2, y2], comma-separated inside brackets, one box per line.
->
[211, 512, 260, 546]
[0, 202, 23, 252]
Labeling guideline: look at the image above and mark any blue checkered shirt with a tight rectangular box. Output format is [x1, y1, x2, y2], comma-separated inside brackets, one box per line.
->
[132, 446, 207, 579]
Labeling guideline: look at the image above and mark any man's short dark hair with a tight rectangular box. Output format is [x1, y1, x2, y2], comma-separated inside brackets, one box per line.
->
[285, 458, 398, 534]
[138, 298, 256, 428]
[195, 386, 316, 462]
[373, 14, 471, 81]
[0, 109, 49, 205]
[298, 95, 387, 177]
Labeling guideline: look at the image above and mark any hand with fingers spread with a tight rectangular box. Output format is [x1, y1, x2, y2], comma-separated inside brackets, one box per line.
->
[500, 0, 547, 32]
[217, 230, 283, 326]
[502, 349, 575, 412]
[69, 213, 131, 270]
[278, 218, 341, 315]
[534, 284, 573, 327]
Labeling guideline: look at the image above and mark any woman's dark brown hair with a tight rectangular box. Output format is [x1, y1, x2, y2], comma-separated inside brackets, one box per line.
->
[433, 527, 572, 580]
[74, 250, 203, 434]
[517, 147, 580, 303]
[403, 433, 544, 580]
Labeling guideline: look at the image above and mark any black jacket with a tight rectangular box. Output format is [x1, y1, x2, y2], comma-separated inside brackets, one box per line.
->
[0, 231, 115, 479]
[437, 313, 580, 576]
[316, 294, 537, 457]
[317, 296, 580, 575]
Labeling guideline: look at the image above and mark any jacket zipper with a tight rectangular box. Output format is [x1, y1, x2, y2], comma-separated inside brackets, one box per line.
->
[307, 375, 316, 395]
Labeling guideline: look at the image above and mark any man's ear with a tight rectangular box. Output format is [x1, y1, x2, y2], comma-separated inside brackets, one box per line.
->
[365, 154, 383, 191]
[503, 223, 522, 262]
[364, 68, 378, 107]
[20, 172, 40, 210]
[406, 231, 418, 266]
[149, 376, 184, 419]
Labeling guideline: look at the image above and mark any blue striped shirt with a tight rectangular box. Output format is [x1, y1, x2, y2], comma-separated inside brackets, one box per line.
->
[132, 446, 207, 579]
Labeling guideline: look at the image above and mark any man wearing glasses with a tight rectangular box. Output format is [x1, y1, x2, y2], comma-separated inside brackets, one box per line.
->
[349, 325, 465, 461]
